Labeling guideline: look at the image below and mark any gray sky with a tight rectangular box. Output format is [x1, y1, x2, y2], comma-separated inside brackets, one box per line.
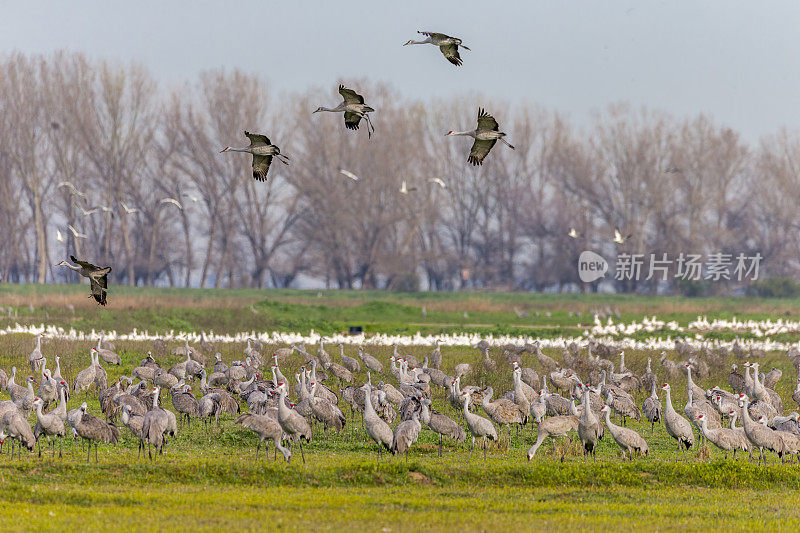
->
[2, 1, 799, 139]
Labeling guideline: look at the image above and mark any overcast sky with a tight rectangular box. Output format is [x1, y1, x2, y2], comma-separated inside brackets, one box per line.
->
[2, 1, 799, 139]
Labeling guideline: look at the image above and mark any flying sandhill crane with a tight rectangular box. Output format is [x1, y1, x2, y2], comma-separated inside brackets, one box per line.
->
[276, 382, 312, 464]
[361, 384, 393, 459]
[661, 383, 694, 458]
[75, 402, 119, 463]
[461, 390, 498, 461]
[313, 85, 375, 138]
[446, 108, 514, 166]
[601, 405, 649, 460]
[403, 31, 471, 66]
[56, 255, 111, 305]
[237, 413, 291, 462]
[220, 131, 290, 182]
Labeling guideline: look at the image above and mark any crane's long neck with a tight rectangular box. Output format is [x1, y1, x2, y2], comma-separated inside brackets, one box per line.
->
[582, 388, 591, 422]
[36, 402, 44, 419]
[153, 389, 160, 409]
[449, 130, 474, 137]
[363, 388, 375, 416]
[406, 38, 431, 45]
[664, 387, 674, 414]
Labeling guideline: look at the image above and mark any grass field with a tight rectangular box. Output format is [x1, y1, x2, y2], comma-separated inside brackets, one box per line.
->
[0, 284, 799, 531]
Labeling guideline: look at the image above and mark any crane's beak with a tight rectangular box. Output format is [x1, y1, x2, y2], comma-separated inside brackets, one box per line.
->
[461, 45, 471, 51]
[219, 147, 230, 153]
[402, 40, 413, 46]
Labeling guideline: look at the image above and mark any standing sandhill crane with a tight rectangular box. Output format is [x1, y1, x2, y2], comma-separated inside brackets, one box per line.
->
[661, 383, 694, 458]
[33, 397, 65, 458]
[121, 404, 146, 458]
[403, 31, 471, 66]
[75, 403, 119, 463]
[309, 382, 346, 433]
[361, 384, 393, 459]
[729, 364, 746, 394]
[446, 108, 514, 166]
[601, 405, 649, 461]
[358, 347, 383, 374]
[642, 381, 662, 433]
[461, 390, 498, 461]
[0, 409, 35, 459]
[56, 256, 111, 305]
[419, 398, 465, 457]
[276, 382, 312, 464]
[220, 131, 289, 182]
[430, 340, 442, 370]
[313, 85, 375, 138]
[578, 387, 602, 458]
[142, 387, 176, 459]
[338, 343, 360, 374]
[392, 410, 422, 458]
[697, 413, 746, 460]
[526, 414, 579, 461]
[739, 394, 782, 465]
[171, 384, 199, 427]
[481, 386, 525, 440]
[237, 413, 291, 462]
[95, 339, 121, 365]
[29, 335, 44, 374]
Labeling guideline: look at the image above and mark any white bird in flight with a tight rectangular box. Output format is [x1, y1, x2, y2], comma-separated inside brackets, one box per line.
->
[57, 181, 87, 200]
[76, 205, 98, 217]
[56, 229, 64, 242]
[339, 169, 359, 181]
[399, 181, 417, 195]
[160, 198, 183, 210]
[568, 228, 579, 239]
[120, 202, 139, 215]
[429, 178, 447, 189]
[614, 228, 630, 244]
[67, 224, 87, 239]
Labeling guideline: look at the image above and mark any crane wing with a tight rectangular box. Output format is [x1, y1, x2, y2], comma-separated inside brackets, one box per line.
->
[338, 85, 364, 105]
[343, 111, 363, 131]
[476, 108, 499, 132]
[244, 131, 271, 147]
[468, 139, 497, 166]
[419, 31, 450, 41]
[251, 154, 273, 181]
[89, 270, 110, 306]
[70, 255, 98, 270]
[440, 43, 463, 66]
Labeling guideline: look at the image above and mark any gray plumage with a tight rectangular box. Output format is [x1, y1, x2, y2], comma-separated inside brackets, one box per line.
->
[578, 387, 602, 457]
[392, 411, 422, 456]
[662, 384, 694, 453]
[461, 391, 498, 461]
[642, 381, 662, 430]
[526, 415, 579, 460]
[601, 405, 648, 460]
[338, 344, 360, 374]
[362, 384, 394, 457]
[358, 347, 384, 374]
[75, 403, 119, 463]
[237, 413, 291, 462]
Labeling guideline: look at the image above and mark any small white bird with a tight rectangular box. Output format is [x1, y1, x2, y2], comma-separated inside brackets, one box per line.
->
[429, 178, 447, 189]
[339, 169, 360, 181]
[399, 181, 417, 195]
[160, 198, 183, 210]
[568, 228, 579, 239]
[76, 205, 98, 217]
[120, 202, 139, 215]
[57, 181, 87, 200]
[614, 228, 630, 245]
[67, 224, 87, 239]
[56, 229, 64, 242]
[98, 205, 114, 215]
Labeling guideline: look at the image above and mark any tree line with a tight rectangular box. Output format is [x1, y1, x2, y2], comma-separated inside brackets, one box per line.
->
[0, 51, 795, 294]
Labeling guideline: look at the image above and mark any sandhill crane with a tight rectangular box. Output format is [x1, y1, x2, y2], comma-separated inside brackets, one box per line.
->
[159, 198, 183, 210]
[481, 386, 525, 440]
[338, 343, 360, 374]
[697, 413, 745, 460]
[38, 369, 58, 409]
[403, 31, 471, 65]
[313, 85, 375, 137]
[641, 358, 656, 394]
[237, 413, 291, 462]
[578, 387, 602, 458]
[361, 384, 393, 459]
[642, 381, 662, 433]
[57, 180, 87, 199]
[605, 388, 641, 425]
[310, 382, 345, 433]
[526, 414, 579, 461]
[392, 410, 422, 458]
[276, 382, 312, 464]
[56, 255, 111, 305]
[429, 340, 442, 370]
[739, 394, 783, 465]
[75, 403, 119, 463]
[481, 348, 497, 374]
[662, 383, 694, 458]
[220, 131, 289, 182]
[446, 108, 514, 166]
[120, 201, 138, 215]
[357, 347, 383, 374]
[33, 397, 65, 457]
[29, 335, 44, 374]
[142, 387, 177, 459]
[67, 224, 87, 240]
[121, 404, 145, 458]
[461, 390, 498, 461]
[0, 409, 35, 459]
[6, 367, 27, 403]
[171, 384, 199, 427]
[601, 405, 649, 460]
[96, 339, 121, 365]
[429, 177, 447, 189]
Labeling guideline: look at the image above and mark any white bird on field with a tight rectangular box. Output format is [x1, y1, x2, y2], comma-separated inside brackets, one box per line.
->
[67, 225, 87, 239]
[120, 202, 139, 215]
[339, 169, 360, 181]
[160, 198, 183, 210]
[429, 178, 447, 189]
[400, 181, 417, 195]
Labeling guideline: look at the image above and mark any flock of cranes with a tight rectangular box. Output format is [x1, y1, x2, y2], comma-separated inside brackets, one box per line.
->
[1, 335, 799, 466]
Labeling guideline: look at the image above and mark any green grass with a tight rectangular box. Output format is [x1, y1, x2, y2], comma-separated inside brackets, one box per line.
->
[2, 285, 800, 529]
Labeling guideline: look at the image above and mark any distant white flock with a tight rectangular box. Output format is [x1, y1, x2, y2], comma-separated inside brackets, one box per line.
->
[0, 315, 798, 353]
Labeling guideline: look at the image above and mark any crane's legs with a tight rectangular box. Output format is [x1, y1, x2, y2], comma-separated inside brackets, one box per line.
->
[483, 436, 487, 461]
[255, 440, 260, 460]
[438, 434, 443, 458]
[467, 436, 475, 463]
[86, 441, 91, 463]
[299, 440, 306, 465]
